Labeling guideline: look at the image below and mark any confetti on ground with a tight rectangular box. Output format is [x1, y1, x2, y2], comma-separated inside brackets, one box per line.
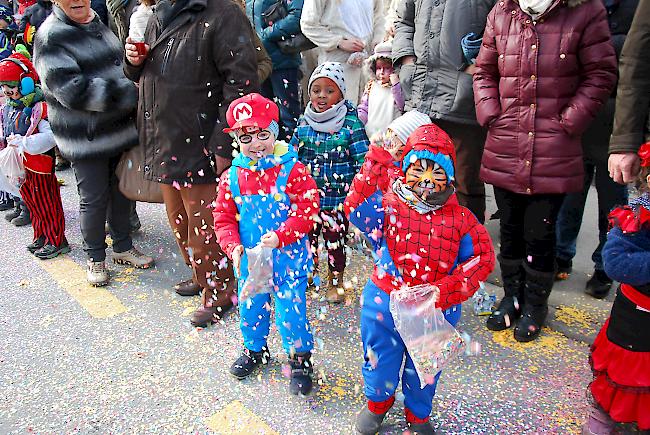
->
[554, 305, 594, 329]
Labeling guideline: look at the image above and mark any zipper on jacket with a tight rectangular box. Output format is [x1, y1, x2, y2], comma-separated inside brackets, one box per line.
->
[160, 37, 175, 75]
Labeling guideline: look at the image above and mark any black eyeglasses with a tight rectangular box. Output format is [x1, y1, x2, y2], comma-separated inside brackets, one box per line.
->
[237, 130, 271, 144]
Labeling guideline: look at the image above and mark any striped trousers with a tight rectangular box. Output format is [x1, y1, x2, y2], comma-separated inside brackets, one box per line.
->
[20, 169, 66, 246]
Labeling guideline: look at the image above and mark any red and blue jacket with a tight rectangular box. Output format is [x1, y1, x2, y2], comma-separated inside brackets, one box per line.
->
[344, 126, 495, 310]
[213, 143, 320, 259]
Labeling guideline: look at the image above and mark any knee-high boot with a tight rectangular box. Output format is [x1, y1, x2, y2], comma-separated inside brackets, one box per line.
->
[514, 264, 554, 342]
[486, 256, 525, 331]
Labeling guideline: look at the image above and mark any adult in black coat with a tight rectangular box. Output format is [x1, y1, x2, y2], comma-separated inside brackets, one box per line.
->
[555, 0, 640, 298]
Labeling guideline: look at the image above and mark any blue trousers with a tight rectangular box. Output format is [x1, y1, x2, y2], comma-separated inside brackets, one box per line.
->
[261, 68, 301, 141]
[556, 160, 627, 271]
[239, 275, 313, 354]
[361, 281, 461, 419]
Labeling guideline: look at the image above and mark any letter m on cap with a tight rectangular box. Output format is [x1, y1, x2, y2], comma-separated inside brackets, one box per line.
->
[233, 102, 253, 122]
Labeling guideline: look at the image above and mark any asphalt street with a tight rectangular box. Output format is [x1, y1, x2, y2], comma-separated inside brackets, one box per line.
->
[0, 168, 622, 434]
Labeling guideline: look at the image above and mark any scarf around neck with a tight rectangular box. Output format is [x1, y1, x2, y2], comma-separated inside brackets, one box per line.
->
[392, 178, 455, 214]
[6, 85, 44, 113]
[518, 0, 555, 19]
[303, 100, 348, 134]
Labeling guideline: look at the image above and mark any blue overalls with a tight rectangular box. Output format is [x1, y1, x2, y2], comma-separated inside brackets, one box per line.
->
[228, 153, 314, 355]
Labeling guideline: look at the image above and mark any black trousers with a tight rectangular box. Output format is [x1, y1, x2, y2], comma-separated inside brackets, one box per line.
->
[493, 187, 565, 273]
[72, 156, 133, 262]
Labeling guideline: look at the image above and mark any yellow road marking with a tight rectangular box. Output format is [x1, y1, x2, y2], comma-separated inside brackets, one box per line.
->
[36, 256, 128, 319]
[205, 400, 278, 435]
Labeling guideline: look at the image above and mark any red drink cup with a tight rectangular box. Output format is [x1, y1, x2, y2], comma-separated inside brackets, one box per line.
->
[134, 42, 147, 56]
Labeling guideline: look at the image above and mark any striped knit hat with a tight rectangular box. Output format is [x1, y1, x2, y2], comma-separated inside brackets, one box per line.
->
[387, 110, 432, 144]
[309, 62, 346, 97]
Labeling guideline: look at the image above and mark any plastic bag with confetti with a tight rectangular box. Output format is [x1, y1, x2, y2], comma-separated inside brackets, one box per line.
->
[239, 244, 274, 302]
[0, 146, 25, 196]
[389, 284, 466, 388]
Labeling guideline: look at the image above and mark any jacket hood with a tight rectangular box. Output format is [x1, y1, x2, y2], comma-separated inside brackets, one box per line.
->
[232, 141, 297, 171]
[400, 124, 457, 183]
[512, 0, 588, 8]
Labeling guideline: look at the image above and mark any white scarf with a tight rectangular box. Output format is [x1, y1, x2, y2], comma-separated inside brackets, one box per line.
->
[518, 0, 555, 19]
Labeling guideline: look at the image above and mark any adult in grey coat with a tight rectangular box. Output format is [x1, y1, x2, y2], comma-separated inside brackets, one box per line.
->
[393, 0, 495, 222]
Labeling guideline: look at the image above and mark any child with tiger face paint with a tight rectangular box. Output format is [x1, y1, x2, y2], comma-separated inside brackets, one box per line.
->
[345, 124, 495, 434]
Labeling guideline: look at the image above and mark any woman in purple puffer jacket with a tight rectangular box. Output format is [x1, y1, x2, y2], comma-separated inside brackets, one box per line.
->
[473, 0, 617, 342]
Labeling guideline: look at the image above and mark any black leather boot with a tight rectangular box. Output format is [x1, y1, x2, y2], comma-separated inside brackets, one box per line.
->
[288, 351, 313, 395]
[514, 264, 554, 342]
[486, 256, 524, 331]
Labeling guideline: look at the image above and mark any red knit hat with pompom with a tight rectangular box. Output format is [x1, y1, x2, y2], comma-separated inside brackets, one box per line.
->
[0, 53, 39, 85]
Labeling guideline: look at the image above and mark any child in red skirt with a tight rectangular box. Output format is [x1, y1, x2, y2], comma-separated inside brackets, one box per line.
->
[584, 143, 650, 434]
[0, 52, 68, 258]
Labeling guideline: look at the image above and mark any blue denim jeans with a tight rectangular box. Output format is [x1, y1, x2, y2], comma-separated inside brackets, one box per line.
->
[556, 160, 627, 271]
[261, 67, 301, 141]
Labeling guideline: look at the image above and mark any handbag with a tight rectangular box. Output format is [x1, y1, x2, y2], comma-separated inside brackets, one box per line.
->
[116, 143, 164, 203]
[262, 0, 316, 55]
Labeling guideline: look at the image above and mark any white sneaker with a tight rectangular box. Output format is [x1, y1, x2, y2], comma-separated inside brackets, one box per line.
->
[87, 261, 109, 286]
[112, 248, 155, 269]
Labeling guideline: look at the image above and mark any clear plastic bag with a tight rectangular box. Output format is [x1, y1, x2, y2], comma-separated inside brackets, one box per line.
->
[239, 245, 274, 302]
[0, 146, 25, 196]
[389, 284, 466, 388]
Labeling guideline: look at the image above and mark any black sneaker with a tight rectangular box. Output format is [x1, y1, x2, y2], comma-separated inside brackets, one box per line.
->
[229, 347, 270, 380]
[4, 203, 20, 221]
[27, 236, 46, 253]
[35, 242, 71, 260]
[11, 210, 31, 226]
[289, 352, 314, 395]
[585, 270, 613, 299]
[555, 258, 572, 281]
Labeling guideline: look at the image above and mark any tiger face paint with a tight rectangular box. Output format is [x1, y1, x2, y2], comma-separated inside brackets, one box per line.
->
[404, 158, 448, 202]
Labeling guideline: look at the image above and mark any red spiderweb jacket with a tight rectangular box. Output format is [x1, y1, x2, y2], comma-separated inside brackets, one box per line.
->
[344, 145, 495, 310]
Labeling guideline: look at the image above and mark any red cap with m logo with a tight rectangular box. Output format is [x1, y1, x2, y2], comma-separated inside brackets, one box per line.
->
[223, 93, 279, 133]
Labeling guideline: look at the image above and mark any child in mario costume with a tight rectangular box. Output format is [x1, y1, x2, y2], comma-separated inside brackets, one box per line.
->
[344, 124, 495, 434]
[0, 52, 68, 258]
[213, 93, 320, 395]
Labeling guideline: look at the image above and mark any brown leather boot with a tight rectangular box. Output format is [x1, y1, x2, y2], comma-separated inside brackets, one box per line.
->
[190, 285, 234, 327]
[326, 271, 345, 303]
[174, 279, 202, 296]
